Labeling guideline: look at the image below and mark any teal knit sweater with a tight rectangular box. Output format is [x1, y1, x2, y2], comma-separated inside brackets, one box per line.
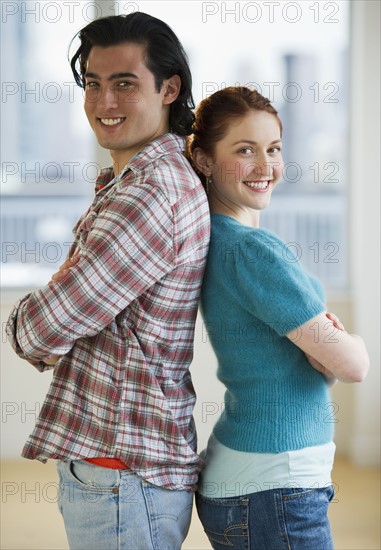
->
[201, 214, 334, 453]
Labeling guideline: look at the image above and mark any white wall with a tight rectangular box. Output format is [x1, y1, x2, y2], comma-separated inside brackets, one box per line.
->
[1, 295, 54, 458]
[347, 0, 381, 466]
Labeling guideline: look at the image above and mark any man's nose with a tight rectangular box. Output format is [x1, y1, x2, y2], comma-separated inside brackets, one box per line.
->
[97, 86, 119, 110]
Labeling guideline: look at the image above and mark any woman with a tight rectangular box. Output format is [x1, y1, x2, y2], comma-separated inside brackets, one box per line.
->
[187, 86, 369, 549]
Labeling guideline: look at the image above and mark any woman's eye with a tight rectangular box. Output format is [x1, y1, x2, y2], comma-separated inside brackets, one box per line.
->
[239, 147, 253, 154]
[268, 146, 282, 154]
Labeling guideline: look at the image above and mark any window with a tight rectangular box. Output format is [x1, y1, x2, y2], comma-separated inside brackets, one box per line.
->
[1, 1, 94, 286]
[1, 0, 350, 291]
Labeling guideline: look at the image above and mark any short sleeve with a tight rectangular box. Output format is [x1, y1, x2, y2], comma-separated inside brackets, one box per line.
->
[233, 231, 325, 335]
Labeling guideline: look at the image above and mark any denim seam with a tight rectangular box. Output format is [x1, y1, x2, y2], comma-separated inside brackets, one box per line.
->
[283, 489, 316, 501]
[116, 478, 121, 550]
[141, 482, 157, 549]
[275, 490, 292, 550]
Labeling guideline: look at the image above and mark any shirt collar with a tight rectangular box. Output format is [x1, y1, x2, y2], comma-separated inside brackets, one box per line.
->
[94, 133, 186, 193]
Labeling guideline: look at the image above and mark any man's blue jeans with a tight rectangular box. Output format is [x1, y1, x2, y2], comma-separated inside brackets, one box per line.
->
[196, 485, 335, 549]
[56, 460, 193, 549]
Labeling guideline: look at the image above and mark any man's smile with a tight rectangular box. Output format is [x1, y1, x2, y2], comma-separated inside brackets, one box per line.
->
[98, 117, 126, 126]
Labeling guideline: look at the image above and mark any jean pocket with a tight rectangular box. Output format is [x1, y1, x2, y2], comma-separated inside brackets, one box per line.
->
[142, 483, 193, 549]
[66, 460, 120, 494]
[281, 486, 334, 549]
[143, 481, 193, 520]
[196, 493, 249, 549]
[282, 485, 334, 503]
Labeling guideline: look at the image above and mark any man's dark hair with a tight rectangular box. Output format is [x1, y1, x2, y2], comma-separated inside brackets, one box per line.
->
[69, 12, 195, 136]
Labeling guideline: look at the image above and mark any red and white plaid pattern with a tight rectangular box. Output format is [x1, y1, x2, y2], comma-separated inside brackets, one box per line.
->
[6, 134, 210, 491]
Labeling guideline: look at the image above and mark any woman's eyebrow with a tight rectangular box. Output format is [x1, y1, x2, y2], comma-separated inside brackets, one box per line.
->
[231, 139, 282, 146]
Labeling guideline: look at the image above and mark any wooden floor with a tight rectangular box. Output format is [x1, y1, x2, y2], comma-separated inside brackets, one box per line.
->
[1, 456, 380, 549]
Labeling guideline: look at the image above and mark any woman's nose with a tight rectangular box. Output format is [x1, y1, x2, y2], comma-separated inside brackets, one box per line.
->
[254, 154, 273, 179]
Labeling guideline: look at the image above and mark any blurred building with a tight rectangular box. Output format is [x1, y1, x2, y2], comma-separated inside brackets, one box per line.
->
[1, 3, 350, 291]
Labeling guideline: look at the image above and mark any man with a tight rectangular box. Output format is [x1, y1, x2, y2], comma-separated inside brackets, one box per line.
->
[6, 12, 210, 549]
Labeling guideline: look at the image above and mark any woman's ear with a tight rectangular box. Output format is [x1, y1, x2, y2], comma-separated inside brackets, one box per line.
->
[192, 147, 214, 176]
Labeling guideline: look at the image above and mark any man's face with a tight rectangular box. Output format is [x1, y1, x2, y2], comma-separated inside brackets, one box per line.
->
[84, 42, 174, 169]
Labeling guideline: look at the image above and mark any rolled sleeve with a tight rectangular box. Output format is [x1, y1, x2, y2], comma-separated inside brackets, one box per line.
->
[6, 184, 174, 362]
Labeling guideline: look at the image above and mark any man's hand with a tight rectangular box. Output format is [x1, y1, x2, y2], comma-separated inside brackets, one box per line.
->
[48, 251, 80, 285]
[42, 355, 61, 366]
[44, 251, 80, 365]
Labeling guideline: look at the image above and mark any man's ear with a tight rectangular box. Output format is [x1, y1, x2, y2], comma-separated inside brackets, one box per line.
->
[192, 147, 214, 176]
[162, 74, 181, 105]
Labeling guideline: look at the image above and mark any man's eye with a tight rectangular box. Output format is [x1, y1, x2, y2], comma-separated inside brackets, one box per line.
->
[85, 82, 99, 89]
[118, 81, 133, 88]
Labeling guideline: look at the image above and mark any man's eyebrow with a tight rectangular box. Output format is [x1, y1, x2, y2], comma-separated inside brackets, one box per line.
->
[84, 71, 139, 80]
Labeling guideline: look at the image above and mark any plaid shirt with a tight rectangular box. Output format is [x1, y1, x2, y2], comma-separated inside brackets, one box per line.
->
[6, 134, 210, 491]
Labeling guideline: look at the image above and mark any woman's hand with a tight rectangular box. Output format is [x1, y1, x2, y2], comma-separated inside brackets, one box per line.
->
[288, 310, 369, 383]
[305, 353, 337, 387]
[304, 312, 344, 385]
[325, 312, 345, 332]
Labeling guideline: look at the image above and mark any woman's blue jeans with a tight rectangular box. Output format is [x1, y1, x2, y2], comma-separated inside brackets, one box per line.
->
[196, 485, 335, 549]
[56, 459, 193, 550]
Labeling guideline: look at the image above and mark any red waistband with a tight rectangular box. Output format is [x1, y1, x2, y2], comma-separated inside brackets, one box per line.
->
[84, 458, 129, 470]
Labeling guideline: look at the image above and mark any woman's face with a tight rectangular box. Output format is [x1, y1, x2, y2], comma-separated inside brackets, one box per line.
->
[209, 110, 284, 218]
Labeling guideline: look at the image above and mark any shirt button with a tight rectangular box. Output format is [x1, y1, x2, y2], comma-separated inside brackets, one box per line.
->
[112, 488, 119, 494]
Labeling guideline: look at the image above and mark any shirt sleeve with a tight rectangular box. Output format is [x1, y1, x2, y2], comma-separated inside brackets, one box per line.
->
[6, 184, 175, 363]
[233, 231, 326, 335]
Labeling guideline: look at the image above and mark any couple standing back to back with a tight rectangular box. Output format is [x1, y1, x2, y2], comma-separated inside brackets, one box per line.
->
[7, 11, 369, 550]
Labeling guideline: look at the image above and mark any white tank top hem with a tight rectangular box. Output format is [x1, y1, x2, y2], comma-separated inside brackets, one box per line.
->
[197, 433, 336, 499]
